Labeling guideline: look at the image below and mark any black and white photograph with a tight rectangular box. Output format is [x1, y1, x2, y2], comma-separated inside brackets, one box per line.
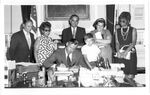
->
[0, 0, 150, 95]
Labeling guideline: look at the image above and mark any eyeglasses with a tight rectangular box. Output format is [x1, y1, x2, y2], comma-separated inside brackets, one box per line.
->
[120, 20, 126, 23]
[44, 29, 50, 32]
[71, 19, 79, 23]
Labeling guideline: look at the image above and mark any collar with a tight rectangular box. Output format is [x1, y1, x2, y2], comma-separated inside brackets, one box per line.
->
[23, 29, 30, 36]
[65, 48, 72, 60]
[65, 48, 69, 56]
[71, 27, 77, 31]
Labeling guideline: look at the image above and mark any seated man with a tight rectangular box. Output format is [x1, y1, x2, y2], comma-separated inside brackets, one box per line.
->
[42, 39, 87, 85]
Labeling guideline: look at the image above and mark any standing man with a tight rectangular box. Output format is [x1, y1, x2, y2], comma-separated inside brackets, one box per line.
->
[62, 14, 86, 45]
[9, 19, 35, 63]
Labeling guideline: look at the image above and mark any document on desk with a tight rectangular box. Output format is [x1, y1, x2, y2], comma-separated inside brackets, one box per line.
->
[16, 62, 39, 66]
[79, 67, 125, 87]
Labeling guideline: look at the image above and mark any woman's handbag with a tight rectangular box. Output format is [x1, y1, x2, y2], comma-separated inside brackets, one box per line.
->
[118, 45, 135, 60]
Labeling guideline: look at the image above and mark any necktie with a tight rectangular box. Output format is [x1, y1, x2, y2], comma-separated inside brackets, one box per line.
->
[67, 54, 71, 67]
[72, 28, 76, 39]
[26, 33, 31, 49]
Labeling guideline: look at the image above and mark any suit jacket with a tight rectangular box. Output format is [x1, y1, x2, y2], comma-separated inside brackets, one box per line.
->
[9, 30, 35, 63]
[43, 48, 88, 68]
[62, 27, 86, 45]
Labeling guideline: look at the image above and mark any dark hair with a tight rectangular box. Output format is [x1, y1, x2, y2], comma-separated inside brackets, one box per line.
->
[84, 33, 93, 41]
[23, 18, 33, 25]
[119, 12, 131, 24]
[67, 39, 79, 45]
[93, 18, 106, 29]
[39, 22, 51, 35]
[68, 14, 79, 26]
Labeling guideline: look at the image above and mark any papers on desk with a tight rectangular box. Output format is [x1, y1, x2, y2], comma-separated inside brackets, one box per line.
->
[16, 62, 39, 66]
[54, 71, 73, 77]
[57, 67, 68, 71]
[54, 66, 79, 81]
[79, 67, 125, 87]
[16, 62, 40, 73]
[58, 45, 83, 49]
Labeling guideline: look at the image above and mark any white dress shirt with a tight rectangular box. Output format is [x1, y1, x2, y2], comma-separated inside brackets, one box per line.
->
[65, 49, 73, 62]
[71, 27, 77, 38]
[23, 29, 31, 49]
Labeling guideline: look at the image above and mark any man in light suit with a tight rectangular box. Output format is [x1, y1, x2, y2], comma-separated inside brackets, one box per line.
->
[9, 19, 35, 63]
[62, 14, 86, 45]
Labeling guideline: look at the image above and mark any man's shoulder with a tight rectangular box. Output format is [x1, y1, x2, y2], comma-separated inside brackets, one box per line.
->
[77, 26, 85, 30]
[90, 30, 96, 34]
[62, 27, 71, 34]
[11, 30, 22, 37]
[54, 48, 65, 54]
[63, 27, 71, 31]
[81, 45, 88, 49]
[74, 49, 82, 55]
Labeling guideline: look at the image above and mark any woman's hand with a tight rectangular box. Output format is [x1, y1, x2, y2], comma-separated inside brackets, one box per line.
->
[123, 51, 128, 59]
[36, 62, 42, 66]
[58, 64, 66, 68]
[118, 51, 128, 59]
[54, 39, 59, 44]
[117, 52, 122, 58]
[53, 40, 59, 50]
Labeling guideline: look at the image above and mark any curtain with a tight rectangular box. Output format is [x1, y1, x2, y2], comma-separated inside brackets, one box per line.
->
[21, 5, 31, 22]
[106, 5, 116, 62]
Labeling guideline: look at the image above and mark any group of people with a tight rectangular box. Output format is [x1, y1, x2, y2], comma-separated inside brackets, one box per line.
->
[8, 11, 138, 86]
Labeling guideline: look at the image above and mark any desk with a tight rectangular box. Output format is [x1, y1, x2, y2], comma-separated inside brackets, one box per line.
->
[7, 66, 145, 88]
[50, 67, 79, 87]
[79, 67, 125, 87]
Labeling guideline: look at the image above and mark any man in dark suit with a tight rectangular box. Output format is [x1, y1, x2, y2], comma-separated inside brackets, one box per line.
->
[43, 39, 87, 69]
[62, 14, 86, 45]
[43, 39, 87, 85]
[9, 19, 35, 63]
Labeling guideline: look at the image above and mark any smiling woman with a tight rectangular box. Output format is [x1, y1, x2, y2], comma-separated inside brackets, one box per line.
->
[34, 21, 57, 64]
[115, 11, 138, 87]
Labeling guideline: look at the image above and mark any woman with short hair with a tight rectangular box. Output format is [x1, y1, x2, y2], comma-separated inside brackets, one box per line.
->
[91, 18, 112, 63]
[115, 12, 137, 86]
[34, 21, 57, 64]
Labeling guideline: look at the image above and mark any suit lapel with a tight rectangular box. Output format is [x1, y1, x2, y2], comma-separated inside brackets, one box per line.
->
[20, 30, 30, 50]
[75, 27, 79, 38]
[30, 32, 34, 48]
[62, 49, 68, 66]
[71, 51, 76, 66]
[69, 27, 73, 38]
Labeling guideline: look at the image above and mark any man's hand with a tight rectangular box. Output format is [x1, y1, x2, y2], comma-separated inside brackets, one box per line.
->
[58, 64, 66, 68]
[36, 63, 42, 66]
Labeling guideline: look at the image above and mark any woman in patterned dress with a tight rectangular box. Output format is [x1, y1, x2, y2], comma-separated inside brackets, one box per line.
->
[91, 18, 112, 63]
[115, 12, 137, 86]
[34, 22, 57, 64]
